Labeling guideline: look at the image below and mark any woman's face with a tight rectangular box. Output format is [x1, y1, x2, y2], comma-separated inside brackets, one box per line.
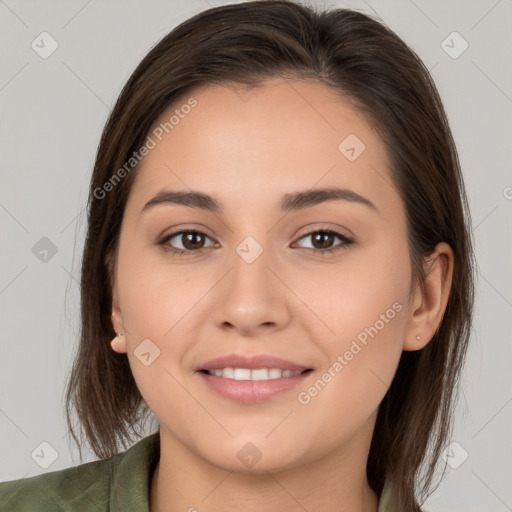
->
[111, 78, 418, 472]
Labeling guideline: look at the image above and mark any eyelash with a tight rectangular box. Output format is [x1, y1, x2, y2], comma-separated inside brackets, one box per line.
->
[158, 228, 354, 256]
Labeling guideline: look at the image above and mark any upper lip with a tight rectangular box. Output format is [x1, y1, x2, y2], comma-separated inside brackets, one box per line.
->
[196, 353, 312, 372]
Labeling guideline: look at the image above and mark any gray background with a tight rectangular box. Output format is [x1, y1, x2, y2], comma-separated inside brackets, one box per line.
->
[1, 0, 511, 510]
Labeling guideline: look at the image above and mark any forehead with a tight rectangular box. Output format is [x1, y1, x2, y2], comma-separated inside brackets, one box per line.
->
[125, 78, 399, 220]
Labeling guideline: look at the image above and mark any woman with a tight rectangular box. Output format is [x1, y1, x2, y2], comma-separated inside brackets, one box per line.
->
[0, 1, 475, 510]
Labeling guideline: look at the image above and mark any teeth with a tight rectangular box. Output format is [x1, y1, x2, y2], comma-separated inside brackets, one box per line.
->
[233, 368, 251, 380]
[251, 369, 269, 380]
[205, 368, 303, 380]
[269, 368, 282, 379]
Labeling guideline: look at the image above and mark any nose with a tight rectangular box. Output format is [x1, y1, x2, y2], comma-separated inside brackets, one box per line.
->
[212, 244, 291, 337]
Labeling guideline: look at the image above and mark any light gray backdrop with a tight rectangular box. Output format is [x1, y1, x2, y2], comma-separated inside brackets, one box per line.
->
[1, 1, 511, 511]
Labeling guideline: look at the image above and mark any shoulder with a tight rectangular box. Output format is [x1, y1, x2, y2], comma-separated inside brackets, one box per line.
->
[0, 454, 118, 512]
[0, 432, 160, 512]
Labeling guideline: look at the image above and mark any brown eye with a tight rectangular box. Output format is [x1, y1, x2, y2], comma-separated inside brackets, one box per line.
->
[295, 229, 354, 254]
[159, 229, 216, 254]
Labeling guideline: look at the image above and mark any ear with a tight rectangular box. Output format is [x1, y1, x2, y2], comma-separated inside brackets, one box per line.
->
[107, 251, 127, 354]
[403, 242, 454, 351]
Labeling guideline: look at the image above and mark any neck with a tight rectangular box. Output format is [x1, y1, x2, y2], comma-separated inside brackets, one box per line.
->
[151, 467, 378, 512]
[149, 421, 379, 512]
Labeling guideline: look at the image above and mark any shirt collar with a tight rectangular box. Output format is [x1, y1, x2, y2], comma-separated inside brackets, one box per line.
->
[378, 480, 394, 511]
[110, 431, 160, 511]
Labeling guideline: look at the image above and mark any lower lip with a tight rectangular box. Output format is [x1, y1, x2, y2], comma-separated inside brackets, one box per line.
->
[197, 371, 313, 404]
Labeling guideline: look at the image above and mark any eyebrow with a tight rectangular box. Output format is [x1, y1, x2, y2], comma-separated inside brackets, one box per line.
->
[141, 187, 378, 215]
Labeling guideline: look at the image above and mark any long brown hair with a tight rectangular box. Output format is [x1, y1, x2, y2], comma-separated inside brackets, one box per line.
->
[65, 1, 475, 509]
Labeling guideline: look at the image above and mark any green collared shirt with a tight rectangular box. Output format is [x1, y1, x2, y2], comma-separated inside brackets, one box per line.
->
[0, 433, 395, 510]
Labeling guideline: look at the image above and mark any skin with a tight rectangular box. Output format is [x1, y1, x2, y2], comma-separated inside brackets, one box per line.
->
[110, 78, 454, 512]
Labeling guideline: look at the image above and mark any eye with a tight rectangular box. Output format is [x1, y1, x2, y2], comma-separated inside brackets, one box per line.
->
[159, 228, 354, 256]
[293, 228, 354, 254]
[159, 229, 217, 255]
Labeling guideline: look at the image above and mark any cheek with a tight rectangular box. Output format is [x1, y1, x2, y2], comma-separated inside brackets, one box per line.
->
[114, 244, 184, 393]
[297, 234, 411, 345]
[116, 234, 210, 341]
[292, 240, 410, 415]
[115, 242, 225, 413]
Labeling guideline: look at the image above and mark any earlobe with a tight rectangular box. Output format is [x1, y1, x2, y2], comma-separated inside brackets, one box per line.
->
[110, 331, 127, 353]
[403, 242, 454, 351]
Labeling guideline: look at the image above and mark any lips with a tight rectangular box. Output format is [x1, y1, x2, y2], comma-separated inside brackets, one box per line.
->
[196, 353, 313, 373]
[194, 353, 315, 403]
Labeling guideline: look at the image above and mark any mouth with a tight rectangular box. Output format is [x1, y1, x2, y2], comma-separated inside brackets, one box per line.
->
[194, 353, 314, 403]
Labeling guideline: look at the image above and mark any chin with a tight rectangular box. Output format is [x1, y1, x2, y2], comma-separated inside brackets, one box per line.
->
[202, 442, 304, 475]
